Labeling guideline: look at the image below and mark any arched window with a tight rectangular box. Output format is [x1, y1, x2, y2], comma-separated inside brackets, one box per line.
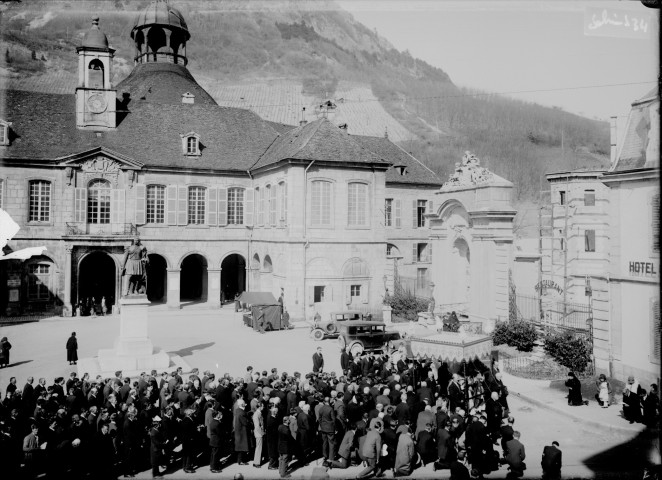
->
[88, 59, 104, 88]
[348, 182, 368, 226]
[228, 187, 244, 225]
[87, 179, 111, 224]
[29, 180, 51, 222]
[311, 180, 331, 226]
[187, 186, 206, 224]
[146, 185, 165, 224]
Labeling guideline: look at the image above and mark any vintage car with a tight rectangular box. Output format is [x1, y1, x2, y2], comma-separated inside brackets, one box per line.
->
[309, 310, 373, 341]
[337, 321, 401, 357]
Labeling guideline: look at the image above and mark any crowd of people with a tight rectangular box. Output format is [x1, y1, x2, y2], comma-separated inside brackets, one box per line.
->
[0, 345, 571, 480]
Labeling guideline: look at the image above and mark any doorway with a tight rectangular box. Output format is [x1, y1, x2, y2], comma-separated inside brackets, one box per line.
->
[221, 254, 246, 303]
[180, 254, 207, 301]
[146, 254, 167, 302]
[78, 251, 116, 312]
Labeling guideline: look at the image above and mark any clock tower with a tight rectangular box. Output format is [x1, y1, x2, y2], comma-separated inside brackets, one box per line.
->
[75, 17, 116, 130]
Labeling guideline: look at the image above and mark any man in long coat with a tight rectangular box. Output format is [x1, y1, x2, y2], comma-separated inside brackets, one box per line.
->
[209, 410, 224, 473]
[252, 402, 265, 467]
[149, 417, 165, 479]
[66, 332, 78, 365]
[312, 347, 324, 373]
[266, 405, 280, 469]
[233, 400, 250, 464]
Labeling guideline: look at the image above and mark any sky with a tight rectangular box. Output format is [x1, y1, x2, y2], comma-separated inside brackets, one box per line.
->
[338, 0, 659, 126]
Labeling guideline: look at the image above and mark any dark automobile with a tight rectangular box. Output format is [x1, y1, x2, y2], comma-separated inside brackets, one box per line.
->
[337, 321, 401, 357]
[309, 310, 373, 341]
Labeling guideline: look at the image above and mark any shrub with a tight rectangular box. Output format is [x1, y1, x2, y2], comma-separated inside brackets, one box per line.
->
[383, 291, 428, 323]
[543, 330, 592, 373]
[491, 320, 538, 352]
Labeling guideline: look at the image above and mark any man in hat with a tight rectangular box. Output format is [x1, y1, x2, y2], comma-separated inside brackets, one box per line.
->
[541, 440, 562, 480]
[312, 347, 324, 374]
[209, 410, 224, 473]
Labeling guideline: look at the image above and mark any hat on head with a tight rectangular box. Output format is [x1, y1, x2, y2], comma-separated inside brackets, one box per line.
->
[552, 441, 560, 447]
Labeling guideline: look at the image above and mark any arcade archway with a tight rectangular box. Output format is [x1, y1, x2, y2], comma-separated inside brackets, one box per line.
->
[262, 255, 273, 294]
[221, 254, 246, 302]
[146, 254, 167, 302]
[78, 251, 116, 312]
[251, 254, 260, 291]
[180, 254, 207, 301]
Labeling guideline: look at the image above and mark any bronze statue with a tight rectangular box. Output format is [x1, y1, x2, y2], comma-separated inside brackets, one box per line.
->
[122, 237, 148, 296]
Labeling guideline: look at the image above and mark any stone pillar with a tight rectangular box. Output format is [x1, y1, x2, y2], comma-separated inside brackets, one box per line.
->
[166, 268, 181, 309]
[207, 268, 221, 309]
[63, 245, 73, 316]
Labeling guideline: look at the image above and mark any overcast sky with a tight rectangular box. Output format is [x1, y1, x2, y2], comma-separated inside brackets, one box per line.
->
[339, 0, 659, 124]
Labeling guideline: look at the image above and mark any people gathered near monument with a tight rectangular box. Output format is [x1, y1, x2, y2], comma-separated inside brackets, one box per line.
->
[0, 350, 657, 479]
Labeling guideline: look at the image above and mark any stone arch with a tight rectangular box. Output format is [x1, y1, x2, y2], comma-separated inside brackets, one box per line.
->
[438, 199, 471, 227]
[386, 243, 400, 257]
[450, 237, 471, 308]
[341, 257, 371, 308]
[251, 253, 261, 291]
[263, 255, 273, 273]
[179, 252, 208, 301]
[262, 255, 274, 294]
[221, 253, 246, 301]
[88, 58, 104, 88]
[24, 254, 59, 306]
[147, 26, 166, 59]
[146, 253, 168, 302]
[342, 257, 370, 278]
[306, 257, 335, 278]
[77, 250, 120, 313]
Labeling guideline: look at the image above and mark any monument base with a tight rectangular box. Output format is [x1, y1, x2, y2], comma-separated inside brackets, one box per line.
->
[78, 295, 170, 376]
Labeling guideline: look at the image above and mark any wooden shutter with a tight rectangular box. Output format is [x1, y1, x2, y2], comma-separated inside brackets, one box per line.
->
[325, 284, 333, 302]
[307, 285, 314, 306]
[344, 285, 351, 305]
[74, 187, 86, 223]
[166, 185, 177, 225]
[244, 188, 254, 226]
[412, 200, 417, 228]
[135, 184, 146, 225]
[361, 284, 368, 304]
[270, 185, 277, 226]
[412, 243, 418, 263]
[207, 187, 217, 226]
[218, 187, 228, 226]
[111, 189, 125, 224]
[428, 243, 432, 263]
[653, 299, 661, 360]
[177, 186, 187, 225]
[428, 200, 434, 215]
[395, 199, 401, 228]
[653, 194, 660, 253]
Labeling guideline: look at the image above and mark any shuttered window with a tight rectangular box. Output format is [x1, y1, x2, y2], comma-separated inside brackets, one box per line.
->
[268, 184, 277, 226]
[187, 186, 205, 225]
[394, 199, 401, 228]
[348, 182, 368, 226]
[653, 194, 660, 253]
[228, 187, 244, 225]
[311, 181, 331, 226]
[146, 185, 165, 224]
[384, 199, 393, 227]
[278, 181, 287, 225]
[87, 179, 111, 224]
[584, 230, 596, 252]
[29, 180, 51, 222]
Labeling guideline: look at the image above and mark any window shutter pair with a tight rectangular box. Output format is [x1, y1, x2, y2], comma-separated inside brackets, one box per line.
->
[218, 187, 228, 226]
[163, 185, 187, 225]
[244, 188, 255, 226]
[206, 187, 218, 226]
[110, 189, 125, 224]
[135, 184, 146, 225]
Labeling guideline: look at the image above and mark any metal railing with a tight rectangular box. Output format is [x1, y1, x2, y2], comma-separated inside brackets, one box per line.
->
[65, 223, 138, 236]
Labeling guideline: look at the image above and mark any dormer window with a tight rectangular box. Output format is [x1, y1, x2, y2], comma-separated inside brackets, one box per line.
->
[182, 92, 195, 104]
[0, 119, 12, 146]
[394, 165, 407, 176]
[180, 132, 201, 156]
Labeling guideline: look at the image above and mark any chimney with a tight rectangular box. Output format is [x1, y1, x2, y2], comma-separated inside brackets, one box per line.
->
[299, 120, 308, 126]
[182, 92, 195, 104]
[609, 117, 618, 165]
[339, 123, 348, 131]
[299, 106, 306, 126]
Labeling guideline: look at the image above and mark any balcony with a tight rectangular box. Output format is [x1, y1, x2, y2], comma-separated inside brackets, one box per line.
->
[65, 223, 138, 237]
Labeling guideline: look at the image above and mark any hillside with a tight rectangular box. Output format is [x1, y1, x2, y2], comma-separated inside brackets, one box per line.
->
[0, 0, 610, 200]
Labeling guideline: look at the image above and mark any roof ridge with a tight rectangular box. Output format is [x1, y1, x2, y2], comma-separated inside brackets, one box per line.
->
[390, 140, 440, 178]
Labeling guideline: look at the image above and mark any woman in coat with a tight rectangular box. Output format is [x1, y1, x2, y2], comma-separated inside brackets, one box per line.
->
[66, 332, 78, 365]
[565, 372, 585, 406]
[233, 400, 250, 464]
[0, 337, 12, 367]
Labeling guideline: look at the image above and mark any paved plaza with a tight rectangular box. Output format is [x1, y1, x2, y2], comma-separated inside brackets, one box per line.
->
[0, 306, 655, 479]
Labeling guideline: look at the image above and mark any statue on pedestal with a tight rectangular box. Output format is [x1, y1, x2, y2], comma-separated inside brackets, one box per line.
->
[122, 237, 148, 296]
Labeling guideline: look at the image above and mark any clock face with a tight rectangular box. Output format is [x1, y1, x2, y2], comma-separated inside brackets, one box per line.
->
[87, 94, 107, 114]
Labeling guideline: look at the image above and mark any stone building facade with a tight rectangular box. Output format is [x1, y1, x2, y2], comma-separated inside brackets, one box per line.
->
[0, 3, 442, 321]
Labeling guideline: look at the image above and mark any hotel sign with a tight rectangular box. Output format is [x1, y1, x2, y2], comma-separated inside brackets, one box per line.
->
[629, 261, 658, 277]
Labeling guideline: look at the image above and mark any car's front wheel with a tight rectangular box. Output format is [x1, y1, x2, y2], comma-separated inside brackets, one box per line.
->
[311, 329, 325, 341]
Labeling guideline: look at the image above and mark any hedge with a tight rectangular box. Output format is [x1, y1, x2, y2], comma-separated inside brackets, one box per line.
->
[383, 291, 429, 322]
[543, 330, 592, 373]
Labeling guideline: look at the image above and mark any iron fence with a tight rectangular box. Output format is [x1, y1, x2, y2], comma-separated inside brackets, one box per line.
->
[65, 223, 138, 236]
[510, 293, 592, 339]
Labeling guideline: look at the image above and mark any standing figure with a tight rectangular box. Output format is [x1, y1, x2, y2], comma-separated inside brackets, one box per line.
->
[623, 376, 643, 423]
[122, 237, 148, 296]
[101, 296, 108, 315]
[66, 332, 78, 365]
[312, 347, 324, 373]
[0, 336, 12, 368]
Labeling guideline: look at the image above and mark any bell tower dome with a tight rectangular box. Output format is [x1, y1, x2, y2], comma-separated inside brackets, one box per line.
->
[131, 0, 190, 66]
[75, 17, 116, 130]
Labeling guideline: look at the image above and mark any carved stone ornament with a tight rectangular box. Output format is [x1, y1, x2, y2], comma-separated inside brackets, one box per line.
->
[442, 151, 494, 188]
[81, 156, 121, 174]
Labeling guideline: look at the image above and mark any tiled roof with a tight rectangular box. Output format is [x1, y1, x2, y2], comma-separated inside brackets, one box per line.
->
[0, 89, 279, 171]
[352, 135, 443, 186]
[115, 63, 217, 106]
[611, 85, 659, 172]
[252, 118, 389, 170]
[263, 120, 297, 135]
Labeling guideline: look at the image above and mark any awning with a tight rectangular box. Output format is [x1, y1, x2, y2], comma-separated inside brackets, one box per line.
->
[238, 291, 279, 306]
[1, 246, 48, 261]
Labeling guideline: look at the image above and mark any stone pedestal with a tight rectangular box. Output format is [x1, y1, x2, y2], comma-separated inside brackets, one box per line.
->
[90, 295, 169, 375]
